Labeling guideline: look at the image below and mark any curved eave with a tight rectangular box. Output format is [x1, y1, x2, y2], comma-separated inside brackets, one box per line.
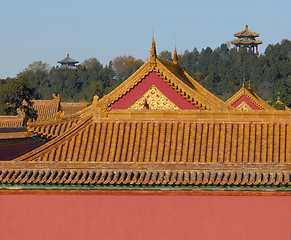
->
[57, 61, 79, 64]
[231, 39, 262, 45]
[0, 166, 290, 187]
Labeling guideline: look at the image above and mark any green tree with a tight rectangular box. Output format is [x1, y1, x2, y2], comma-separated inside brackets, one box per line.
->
[112, 56, 143, 82]
[0, 76, 37, 120]
[158, 50, 173, 61]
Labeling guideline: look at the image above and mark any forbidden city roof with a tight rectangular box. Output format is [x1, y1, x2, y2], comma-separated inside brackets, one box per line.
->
[107, 39, 233, 112]
[0, 40, 290, 193]
[226, 83, 276, 111]
[1, 107, 290, 188]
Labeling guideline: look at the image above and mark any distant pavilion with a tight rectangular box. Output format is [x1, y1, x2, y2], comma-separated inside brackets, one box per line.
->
[57, 54, 79, 70]
[231, 25, 262, 55]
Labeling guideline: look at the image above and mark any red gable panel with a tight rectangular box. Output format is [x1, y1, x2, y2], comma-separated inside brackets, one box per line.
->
[232, 95, 261, 110]
[110, 71, 198, 109]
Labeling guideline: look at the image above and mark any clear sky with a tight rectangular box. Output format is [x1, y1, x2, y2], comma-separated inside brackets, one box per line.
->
[0, 0, 290, 79]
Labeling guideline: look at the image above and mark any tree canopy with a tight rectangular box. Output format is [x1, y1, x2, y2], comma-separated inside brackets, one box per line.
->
[176, 40, 291, 107]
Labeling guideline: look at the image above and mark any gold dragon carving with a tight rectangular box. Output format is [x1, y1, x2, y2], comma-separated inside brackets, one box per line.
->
[128, 85, 180, 110]
[236, 101, 253, 111]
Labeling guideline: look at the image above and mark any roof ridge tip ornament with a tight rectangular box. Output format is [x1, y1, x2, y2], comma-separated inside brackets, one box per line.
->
[150, 37, 157, 67]
[93, 95, 110, 119]
[173, 38, 178, 64]
[246, 24, 248, 30]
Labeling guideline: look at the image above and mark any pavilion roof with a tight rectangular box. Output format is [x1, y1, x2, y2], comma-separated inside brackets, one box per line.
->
[231, 38, 262, 45]
[234, 25, 260, 38]
[57, 54, 79, 64]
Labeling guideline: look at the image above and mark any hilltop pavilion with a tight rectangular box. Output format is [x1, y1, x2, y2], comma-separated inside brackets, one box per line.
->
[231, 25, 262, 55]
[57, 54, 79, 70]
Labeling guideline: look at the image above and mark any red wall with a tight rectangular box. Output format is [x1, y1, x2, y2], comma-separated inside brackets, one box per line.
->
[0, 141, 45, 161]
[0, 194, 290, 240]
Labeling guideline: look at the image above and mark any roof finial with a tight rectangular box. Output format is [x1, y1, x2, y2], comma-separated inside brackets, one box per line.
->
[173, 38, 178, 64]
[248, 79, 251, 89]
[67, 53, 69, 57]
[242, 78, 245, 88]
[150, 29, 157, 65]
[246, 25, 248, 30]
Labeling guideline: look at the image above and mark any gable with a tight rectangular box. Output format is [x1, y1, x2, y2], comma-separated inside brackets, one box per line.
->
[231, 95, 261, 110]
[128, 85, 180, 110]
[110, 71, 198, 110]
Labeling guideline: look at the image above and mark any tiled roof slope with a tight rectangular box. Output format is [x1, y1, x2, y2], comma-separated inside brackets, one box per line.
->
[30, 95, 88, 122]
[16, 117, 291, 164]
[31, 94, 61, 121]
[226, 85, 276, 111]
[1, 109, 290, 187]
[60, 102, 88, 115]
[1, 103, 290, 188]
[27, 105, 92, 138]
[0, 115, 25, 128]
[107, 40, 234, 111]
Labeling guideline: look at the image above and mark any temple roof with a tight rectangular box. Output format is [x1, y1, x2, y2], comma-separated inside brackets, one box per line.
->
[16, 114, 291, 163]
[226, 84, 276, 111]
[57, 54, 79, 64]
[1, 109, 290, 187]
[234, 25, 260, 38]
[60, 102, 88, 115]
[106, 40, 233, 111]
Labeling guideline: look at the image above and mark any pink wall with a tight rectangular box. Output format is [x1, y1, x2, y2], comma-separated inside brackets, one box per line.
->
[0, 194, 290, 240]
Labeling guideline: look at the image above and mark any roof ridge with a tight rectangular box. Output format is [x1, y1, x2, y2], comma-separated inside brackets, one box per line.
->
[226, 86, 276, 111]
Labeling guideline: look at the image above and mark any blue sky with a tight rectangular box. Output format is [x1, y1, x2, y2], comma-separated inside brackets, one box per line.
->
[0, 0, 290, 78]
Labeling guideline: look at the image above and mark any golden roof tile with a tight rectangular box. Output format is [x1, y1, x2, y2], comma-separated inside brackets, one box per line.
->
[12, 111, 290, 164]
